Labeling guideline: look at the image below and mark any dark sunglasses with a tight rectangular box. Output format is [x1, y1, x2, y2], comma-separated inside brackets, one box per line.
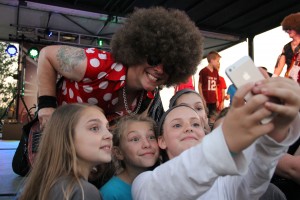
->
[147, 55, 162, 67]
[284, 29, 291, 33]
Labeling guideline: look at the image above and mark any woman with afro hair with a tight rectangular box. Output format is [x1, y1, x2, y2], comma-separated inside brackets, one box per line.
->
[36, 7, 203, 129]
[273, 12, 300, 83]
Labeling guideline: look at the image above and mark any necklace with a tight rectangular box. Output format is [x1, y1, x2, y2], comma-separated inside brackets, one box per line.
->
[122, 87, 144, 115]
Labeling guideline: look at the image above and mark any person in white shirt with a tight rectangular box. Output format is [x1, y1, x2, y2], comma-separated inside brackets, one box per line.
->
[132, 77, 300, 200]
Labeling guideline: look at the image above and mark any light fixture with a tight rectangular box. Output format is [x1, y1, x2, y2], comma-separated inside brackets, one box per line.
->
[97, 38, 103, 47]
[6, 44, 18, 57]
[28, 47, 39, 59]
[46, 28, 53, 37]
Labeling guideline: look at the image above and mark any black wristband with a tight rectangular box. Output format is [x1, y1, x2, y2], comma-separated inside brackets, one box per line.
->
[38, 96, 57, 110]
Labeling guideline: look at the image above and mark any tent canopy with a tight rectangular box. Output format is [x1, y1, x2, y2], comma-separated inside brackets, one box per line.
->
[0, 0, 299, 57]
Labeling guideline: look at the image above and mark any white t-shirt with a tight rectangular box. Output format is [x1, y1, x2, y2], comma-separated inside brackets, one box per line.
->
[132, 113, 300, 200]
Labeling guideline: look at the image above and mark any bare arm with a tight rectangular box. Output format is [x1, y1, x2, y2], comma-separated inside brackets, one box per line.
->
[37, 45, 87, 96]
[275, 154, 300, 184]
[37, 45, 87, 128]
[273, 53, 286, 77]
[198, 83, 203, 97]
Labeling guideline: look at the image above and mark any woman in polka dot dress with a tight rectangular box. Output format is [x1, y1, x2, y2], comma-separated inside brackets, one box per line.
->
[37, 7, 204, 128]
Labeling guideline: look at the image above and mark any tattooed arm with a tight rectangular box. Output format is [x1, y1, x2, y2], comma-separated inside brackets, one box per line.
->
[37, 45, 87, 128]
[37, 45, 87, 96]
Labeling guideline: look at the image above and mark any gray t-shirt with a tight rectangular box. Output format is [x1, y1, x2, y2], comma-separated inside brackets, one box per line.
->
[48, 176, 102, 200]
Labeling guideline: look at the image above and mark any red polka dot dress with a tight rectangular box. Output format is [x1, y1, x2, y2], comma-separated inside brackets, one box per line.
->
[56, 48, 154, 122]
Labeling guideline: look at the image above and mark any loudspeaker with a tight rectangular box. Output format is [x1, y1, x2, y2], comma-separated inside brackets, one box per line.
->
[2, 122, 23, 140]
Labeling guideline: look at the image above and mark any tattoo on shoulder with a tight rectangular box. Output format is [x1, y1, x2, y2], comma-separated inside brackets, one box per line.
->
[56, 46, 86, 72]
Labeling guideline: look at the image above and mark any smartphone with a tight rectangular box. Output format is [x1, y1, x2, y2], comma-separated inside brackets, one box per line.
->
[225, 56, 275, 124]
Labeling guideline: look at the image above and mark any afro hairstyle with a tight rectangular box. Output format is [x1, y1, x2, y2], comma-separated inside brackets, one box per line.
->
[110, 7, 203, 87]
[281, 12, 300, 34]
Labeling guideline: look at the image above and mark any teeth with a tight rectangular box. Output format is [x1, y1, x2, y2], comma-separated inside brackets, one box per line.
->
[148, 73, 158, 81]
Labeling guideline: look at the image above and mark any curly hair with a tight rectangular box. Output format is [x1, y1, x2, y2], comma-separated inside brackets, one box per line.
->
[111, 7, 203, 87]
[281, 12, 300, 34]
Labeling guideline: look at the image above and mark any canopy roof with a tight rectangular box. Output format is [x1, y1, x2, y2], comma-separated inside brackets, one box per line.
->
[1, 0, 299, 56]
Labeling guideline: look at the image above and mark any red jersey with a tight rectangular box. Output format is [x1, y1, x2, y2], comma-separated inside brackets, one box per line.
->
[199, 67, 219, 103]
[56, 48, 154, 123]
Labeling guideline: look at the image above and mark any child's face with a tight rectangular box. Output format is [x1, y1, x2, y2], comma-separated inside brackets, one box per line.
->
[159, 106, 205, 159]
[176, 93, 208, 124]
[211, 57, 220, 69]
[118, 121, 159, 168]
[74, 107, 112, 168]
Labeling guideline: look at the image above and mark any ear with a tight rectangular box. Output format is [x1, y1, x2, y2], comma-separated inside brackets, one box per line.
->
[158, 136, 167, 150]
[113, 146, 124, 160]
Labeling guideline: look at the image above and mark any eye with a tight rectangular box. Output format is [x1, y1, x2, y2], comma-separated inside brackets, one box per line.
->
[172, 123, 181, 128]
[90, 126, 100, 132]
[195, 106, 203, 111]
[130, 137, 140, 142]
[192, 123, 201, 128]
[149, 135, 156, 140]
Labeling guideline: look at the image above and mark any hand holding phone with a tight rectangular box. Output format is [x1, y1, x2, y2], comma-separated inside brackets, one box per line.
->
[225, 56, 276, 124]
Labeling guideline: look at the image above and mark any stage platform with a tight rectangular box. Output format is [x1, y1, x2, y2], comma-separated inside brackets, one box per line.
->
[0, 140, 25, 200]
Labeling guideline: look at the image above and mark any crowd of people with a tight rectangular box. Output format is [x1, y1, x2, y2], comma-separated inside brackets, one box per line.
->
[13, 7, 300, 200]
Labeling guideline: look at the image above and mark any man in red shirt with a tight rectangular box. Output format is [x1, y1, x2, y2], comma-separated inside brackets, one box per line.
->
[198, 51, 220, 123]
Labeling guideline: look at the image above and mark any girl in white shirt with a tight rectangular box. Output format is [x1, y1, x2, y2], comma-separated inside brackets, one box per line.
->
[132, 77, 300, 200]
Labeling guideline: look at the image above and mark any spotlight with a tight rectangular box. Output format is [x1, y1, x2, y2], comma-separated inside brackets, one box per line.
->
[46, 28, 53, 37]
[28, 47, 39, 59]
[6, 44, 18, 57]
[97, 38, 103, 47]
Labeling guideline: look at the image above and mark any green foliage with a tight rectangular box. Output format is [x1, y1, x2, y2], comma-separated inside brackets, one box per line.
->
[0, 41, 18, 118]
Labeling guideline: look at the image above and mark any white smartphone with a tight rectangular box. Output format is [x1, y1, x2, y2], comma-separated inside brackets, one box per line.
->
[225, 56, 275, 124]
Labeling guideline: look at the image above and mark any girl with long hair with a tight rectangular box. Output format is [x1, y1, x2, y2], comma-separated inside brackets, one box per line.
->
[19, 103, 112, 200]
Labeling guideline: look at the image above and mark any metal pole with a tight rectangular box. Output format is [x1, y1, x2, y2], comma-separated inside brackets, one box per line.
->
[248, 36, 254, 60]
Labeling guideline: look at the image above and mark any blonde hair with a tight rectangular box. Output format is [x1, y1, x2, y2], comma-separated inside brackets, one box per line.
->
[112, 115, 157, 170]
[19, 103, 105, 200]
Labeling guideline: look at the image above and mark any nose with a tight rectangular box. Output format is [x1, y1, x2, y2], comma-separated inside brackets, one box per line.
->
[142, 138, 151, 148]
[103, 129, 113, 140]
[153, 64, 164, 74]
[184, 124, 193, 134]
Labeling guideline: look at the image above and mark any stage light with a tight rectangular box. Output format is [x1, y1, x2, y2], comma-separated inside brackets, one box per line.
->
[6, 44, 18, 57]
[28, 47, 39, 59]
[97, 38, 103, 47]
[46, 28, 53, 37]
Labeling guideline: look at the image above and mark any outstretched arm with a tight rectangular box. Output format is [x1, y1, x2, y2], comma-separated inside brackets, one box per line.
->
[132, 83, 278, 200]
[224, 77, 300, 199]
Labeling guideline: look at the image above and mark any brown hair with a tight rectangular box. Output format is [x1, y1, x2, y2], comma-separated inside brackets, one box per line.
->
[111, 7, 203, 86]
[169, 88, 208, 115]
[281, 12, 300, 34]
[158, 104, 201, 162]
[207, 51, 221, 63]
[20, 104, 105, 200]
